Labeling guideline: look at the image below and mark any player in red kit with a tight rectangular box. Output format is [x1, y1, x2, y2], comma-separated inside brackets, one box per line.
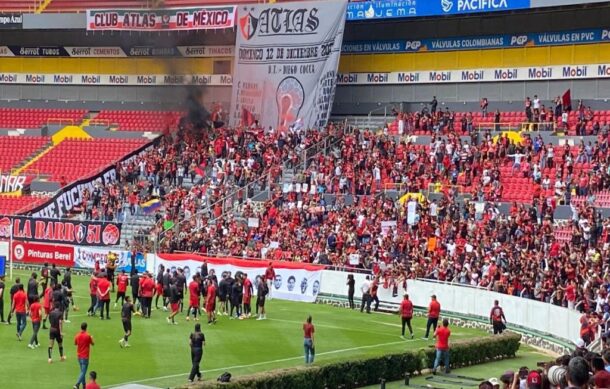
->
[206, 279, 217, 325]
[424, 295, 441, 340]
[87, 274, 98, 318]
[242, 273, 253, 319]
[264, 263, 275, 301]
[186, 274, 201, 322]
[115, 270, 129, 308]
[42, 284, 53, 329]
[399, 294, 414, 339]
[28, 295, 43, 349]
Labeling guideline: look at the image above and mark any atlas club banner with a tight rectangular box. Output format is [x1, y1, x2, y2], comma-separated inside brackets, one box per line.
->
[230, 0, 348, 131]
[87, 6, 236, 31]
[11, 240, 74, 267]
[0, 216, 122, 247]
[154, 254, 324, 303]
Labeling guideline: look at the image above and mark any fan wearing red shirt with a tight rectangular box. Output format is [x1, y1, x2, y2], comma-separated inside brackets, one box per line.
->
[85, 371, 100, 389]
[12, 284, 27, 341]
[242, 274, 253, 318]
[28, 295, 43, 349]
[140, 273, 155, 319]
[489, 300, 507, 334]
[87, 275, 98, 318]
[186, 274, 201, 322]
[97, 276, 111, 320]
[424, 295, 441, 340]
[74, 322, 95, 389]
[399, 294, 414, 339]
[206, 280, 217, 325]
[432, 319, 451, 374]
[114, 270, 129, 308]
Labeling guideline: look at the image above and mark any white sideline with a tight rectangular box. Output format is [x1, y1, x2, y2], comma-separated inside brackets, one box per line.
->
[104, 339, 407, 388]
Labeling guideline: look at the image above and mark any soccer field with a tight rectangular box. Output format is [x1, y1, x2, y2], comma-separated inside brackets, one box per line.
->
[1, 270, 489, 389]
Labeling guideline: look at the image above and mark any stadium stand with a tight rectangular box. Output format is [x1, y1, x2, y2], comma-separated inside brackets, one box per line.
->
[0, 194, 50, 215]
[0, 136, 50, 171]
[93, 110, 183, 132]
[26, 138, 148, 182]
[0, 108, 87, 129]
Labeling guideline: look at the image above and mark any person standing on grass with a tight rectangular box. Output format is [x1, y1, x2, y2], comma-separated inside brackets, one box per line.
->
[114, 270, 129, 308]
[186, 274, 200, 322]
[12, 284, 27, 341]
[129, 270, 140, 313]
[346, 274, 355, 309]
[256, 276, 269, 320]
[432, 319, 451, 375]
[119, 295, 135, 348]
[97, 273, 111, 320]
[490, 300, 507, 334]
[85, 371, 100, 389]
[41, 263, 50, 293]
[0, 275, 5, 323]
[27, 272, 39, 305]
[423, 295, 441, 340]
[42, 282, 53, 329]
[28, 295, 43, 349]
[87, 274, 98, 317]
[74, 322, 94, 389]
[205, 277, 217, 325]
[360, 275, 371, 314]
[265, 262, 275, 301]
[7, 277, 22, 325]
[155, 264, 165, 310]
[167, 279, 180, 325]
[370, 276, 380, 311]
[48, 303, 66, 363]
[50, 264, 61, 287]
[188, 323, 206, 383]
[242, 273, 253, 318]
[303, 315, 315, 364]
[141, 272, 155, 319]
[400, 294, 414, 339]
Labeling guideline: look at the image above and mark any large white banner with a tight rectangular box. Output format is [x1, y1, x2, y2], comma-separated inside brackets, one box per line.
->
[152, 254, 323, 303]
[230, 0, 348, 131]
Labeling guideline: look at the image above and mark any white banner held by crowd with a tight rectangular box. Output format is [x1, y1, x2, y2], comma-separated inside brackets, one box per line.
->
[230, 0, 348, 131]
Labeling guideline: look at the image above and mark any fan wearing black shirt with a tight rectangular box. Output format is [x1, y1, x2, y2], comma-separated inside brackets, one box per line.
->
[188, 323, 206, 383]
[162, 269, 171, 311]
[40, 263, 50, 294]
[230, 279, 243, 319]
[256, 279, 269, 321]
[175, 269, 187, 313]
[7, 277, 22, 325]
[48, 304, 65, 363]
[167, 281, 180, 325]
[155, 265, 165, 310]
[119, 296, 135, 348]
[27, 273, 39, 305]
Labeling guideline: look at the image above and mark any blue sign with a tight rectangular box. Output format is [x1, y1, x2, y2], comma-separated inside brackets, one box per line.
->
[0, 256, 5, 277]
[346, 0, 532, 21]
[119, 252, 146, 274]
[342, 28, 610, 54]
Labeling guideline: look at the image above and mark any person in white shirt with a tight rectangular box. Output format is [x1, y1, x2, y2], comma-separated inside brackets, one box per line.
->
[360, 276, 371, 314]
[533, 95, 540, 111]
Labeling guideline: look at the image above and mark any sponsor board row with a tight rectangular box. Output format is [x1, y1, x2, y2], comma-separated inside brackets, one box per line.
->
[9, 240, 145, 272]
[343, 28, 610, 54]
[337, 64, 610, 85]
[0, 73, 232, 86]
[0, 45, 234, 58]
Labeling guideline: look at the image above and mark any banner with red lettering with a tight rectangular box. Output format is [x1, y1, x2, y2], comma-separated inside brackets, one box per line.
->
[153, 254, 324, 303]
[0, 216, 121, 247]
[11, 240, 74, 267]
[86, 6, 236, 31]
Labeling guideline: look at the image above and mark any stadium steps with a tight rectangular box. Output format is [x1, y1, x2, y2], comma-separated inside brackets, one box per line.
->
[35, 0, 53, 13]
[121, 214, 157, 248]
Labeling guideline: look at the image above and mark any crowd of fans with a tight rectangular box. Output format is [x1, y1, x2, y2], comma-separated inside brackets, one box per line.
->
[51, 99, 610, 324]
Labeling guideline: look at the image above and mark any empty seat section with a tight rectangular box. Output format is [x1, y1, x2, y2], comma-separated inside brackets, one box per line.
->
[27, 138, 148, 182]
[0, 195, 50, 215]
[0, 108, 87, 129]
[95, 110, 184, 132]
[0, 136, 50, 171]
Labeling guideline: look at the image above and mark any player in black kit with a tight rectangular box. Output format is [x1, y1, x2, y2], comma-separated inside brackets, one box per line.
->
[119, 296, 135, 348]
[48, 304, 65, 363]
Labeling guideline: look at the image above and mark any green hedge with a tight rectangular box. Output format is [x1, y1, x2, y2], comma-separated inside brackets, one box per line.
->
[183, 332, 521, 389]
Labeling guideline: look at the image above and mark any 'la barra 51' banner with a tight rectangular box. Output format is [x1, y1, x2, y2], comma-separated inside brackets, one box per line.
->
[87, 6, 236, 31]
[230, 0, 348, 131]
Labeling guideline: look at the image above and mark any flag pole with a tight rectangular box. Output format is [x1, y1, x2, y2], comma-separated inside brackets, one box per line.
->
[9, 221, 13, 281]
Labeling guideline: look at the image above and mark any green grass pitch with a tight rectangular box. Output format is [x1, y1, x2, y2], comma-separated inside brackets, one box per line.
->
[1, 270, 490, 389]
